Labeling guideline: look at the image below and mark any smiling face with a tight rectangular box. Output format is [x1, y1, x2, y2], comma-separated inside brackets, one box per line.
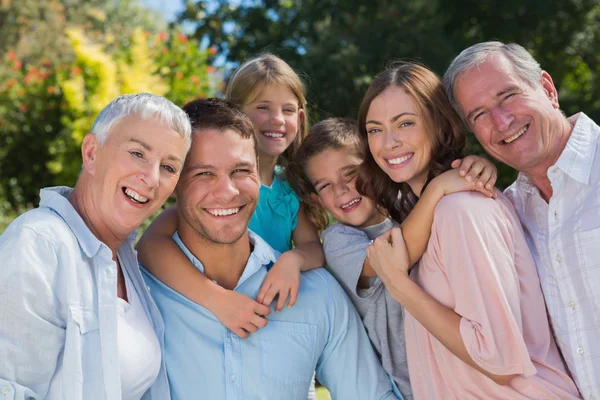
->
[86, 115, 188, 236]
[305, 147, 385, 229]
[365, 85, 433, 195]
[454, 53, 561, 172]
[242, 84, 304, 159]
[175, 128, 259, 245]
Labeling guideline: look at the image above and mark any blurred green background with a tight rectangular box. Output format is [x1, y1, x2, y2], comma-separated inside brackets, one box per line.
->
[1, 0, 600, 233]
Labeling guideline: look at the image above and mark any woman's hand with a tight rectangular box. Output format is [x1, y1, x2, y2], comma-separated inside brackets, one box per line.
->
[366, 227, 411, 285]
[256, 250, 302, 312]
[451, 155, 498, 195]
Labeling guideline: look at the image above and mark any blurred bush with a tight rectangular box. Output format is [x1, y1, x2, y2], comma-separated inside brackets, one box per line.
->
[0, 0, 218, 231]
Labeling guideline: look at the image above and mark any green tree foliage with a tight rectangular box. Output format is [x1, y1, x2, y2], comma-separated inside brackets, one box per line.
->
[181, 0, 600, 188]
[0, 1, 218, 231]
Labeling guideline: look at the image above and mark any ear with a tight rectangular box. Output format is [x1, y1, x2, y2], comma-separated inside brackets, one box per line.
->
[540, 71, 559, 109]
[81, 133, 100, 175]
[298, 108, 306, 132]
[309, 192, 324, 207]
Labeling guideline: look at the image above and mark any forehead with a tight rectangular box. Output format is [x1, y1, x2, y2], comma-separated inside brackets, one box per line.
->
[186, 128, 256, 167]
[107, 115, 187, 155]
[305, 148, 361, 181]
[367, 86, 418, 119]
[454, 54, 524, 111]
[250, 83, 298, 104]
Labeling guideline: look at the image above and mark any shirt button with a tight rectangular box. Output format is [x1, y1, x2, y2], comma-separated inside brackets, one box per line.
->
[146, 285, 151, 293]
[556, 254, 562, 263]
[230, 374, 237, 382]
[553, 210, 558, 220]
[568, 301, 576, 310]
[577, 346, 584, 355]
[1, 386, 9, 395]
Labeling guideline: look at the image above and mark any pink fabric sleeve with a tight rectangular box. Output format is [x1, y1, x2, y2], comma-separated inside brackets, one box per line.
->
[430, 192, 538, 377]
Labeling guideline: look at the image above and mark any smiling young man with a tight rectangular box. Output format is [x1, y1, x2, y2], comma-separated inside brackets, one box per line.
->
[444, 41, 600, 400]
[140, 98, 401, 400]
[0, 93, 191, 400]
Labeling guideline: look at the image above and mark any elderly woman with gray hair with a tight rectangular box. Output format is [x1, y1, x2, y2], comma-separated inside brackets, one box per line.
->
[0, 93, 191, 400]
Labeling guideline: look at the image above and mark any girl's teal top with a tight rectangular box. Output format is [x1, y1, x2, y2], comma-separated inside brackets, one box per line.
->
[249, 167, 300, 254]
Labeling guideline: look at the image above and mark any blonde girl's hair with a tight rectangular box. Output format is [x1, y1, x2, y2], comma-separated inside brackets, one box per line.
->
[224, 53, 309, 170]
[287, 118, 365, 232]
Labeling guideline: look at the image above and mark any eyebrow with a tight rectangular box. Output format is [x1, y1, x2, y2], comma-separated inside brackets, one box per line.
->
[365, 112, 417, 125]
[127, 138, 183, 163]
[466, 86, 520, 122]
[254, 99, 298, 107]
[187, 161, 255, 171]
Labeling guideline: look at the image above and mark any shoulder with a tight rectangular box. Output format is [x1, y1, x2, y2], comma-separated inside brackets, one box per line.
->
[299, 268, 352, 304]
[1, 207, 72, 248]
[322, 223, 367, 243]
[434, 191, 517, 226]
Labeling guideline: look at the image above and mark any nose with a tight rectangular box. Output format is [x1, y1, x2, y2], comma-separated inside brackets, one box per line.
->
[332, 180, 349, 198]
[213, 175, 239, 202]
[490, 106, 514, 132]
[270, 108, 285, 126]
[140, 162, 160, 188]
[383, 129, 401, 150]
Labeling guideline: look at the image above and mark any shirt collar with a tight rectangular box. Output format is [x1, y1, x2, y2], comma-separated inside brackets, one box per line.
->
[172, 229, 278, 290]
[553, 112, 599, 185]
[39, 186, 137, 258]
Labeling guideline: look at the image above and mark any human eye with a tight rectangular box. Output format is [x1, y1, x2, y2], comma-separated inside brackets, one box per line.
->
[257, 104, 269, 110]
[161, 164, 176, 174]
[317, 182, 330, 192]
[366, 126, 381, 134]
[195, 171, 212, 177]
[233, 168, 251, 175]
[129, 150, 144, 158]
[472, 111, 486, 124]
[398, 121, 414, 129]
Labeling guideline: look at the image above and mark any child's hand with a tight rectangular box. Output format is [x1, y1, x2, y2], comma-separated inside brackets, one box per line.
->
[210, 288, 271, 338]
[451, 155, 497, 194]
[257, 251, 301, 312]
[367, 227, 410, 285]
[432, 168, 496, 199]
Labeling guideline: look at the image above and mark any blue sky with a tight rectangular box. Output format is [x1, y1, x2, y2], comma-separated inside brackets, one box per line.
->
[141, 0, 184, 21]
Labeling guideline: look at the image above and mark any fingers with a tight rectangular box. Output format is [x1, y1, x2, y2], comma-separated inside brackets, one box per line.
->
[390, 227, 404, 248]
[254, 302, 271, 317]
[259, 283, 278, 307]
[275, 288, 289, 312]
[252, 314, 268, 329]
[288, 286, 299, 309]
[234, 328, 250, 339]
[451, 159, 463, 170]
[464, 160, 485, 182]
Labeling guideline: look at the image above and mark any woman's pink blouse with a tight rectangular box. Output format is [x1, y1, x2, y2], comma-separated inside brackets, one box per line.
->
[404, 192, 581, 399]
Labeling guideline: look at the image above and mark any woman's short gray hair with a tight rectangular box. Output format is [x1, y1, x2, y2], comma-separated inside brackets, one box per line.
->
[91, 93, 192, 151]
[443, 41, 542, 118]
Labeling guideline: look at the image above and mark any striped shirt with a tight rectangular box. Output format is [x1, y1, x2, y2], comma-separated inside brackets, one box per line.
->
[505, 113, 600, 400]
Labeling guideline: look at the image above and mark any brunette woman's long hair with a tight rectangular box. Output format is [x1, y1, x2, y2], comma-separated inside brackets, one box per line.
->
[356, 62, 466, 223]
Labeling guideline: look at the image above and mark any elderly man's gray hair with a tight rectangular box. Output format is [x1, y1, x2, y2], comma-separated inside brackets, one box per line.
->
[443, 41, 542, 118]
[91, 93, 192, 151]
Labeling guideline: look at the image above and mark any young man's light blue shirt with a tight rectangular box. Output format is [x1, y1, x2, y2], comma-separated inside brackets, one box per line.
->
[0, 187, 170, 400]
[142, 230, 401, 400]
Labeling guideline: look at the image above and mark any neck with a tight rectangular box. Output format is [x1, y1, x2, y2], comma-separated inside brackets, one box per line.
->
[177, 219, 252, 290]
[407, 173, 428, 199]
[522, 115, 574, 203]
[258, 153, 278, 186]
[69, 176, 124, 257]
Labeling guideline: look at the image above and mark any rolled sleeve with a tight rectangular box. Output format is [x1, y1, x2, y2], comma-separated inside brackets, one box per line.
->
[316, 272, 400, 399]
[0, 228, 65, 399]
[432, 193, 537, 377]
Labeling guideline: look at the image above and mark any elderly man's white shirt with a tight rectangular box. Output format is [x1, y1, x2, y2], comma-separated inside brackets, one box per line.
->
[505, 113, 600, 400]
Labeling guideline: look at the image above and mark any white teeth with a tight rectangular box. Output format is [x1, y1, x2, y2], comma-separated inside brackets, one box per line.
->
[388, 154, 412, 165]
[207, 208, 240, 216]
[341, 198, 360, 209]
[124, 188, 149, 204]
[504, 125, 528, 144]
[263, 132, 284, 138]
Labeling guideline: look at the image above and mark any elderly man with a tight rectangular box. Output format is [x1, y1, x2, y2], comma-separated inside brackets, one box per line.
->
[140, 98, 401, 400]
[0, 93, 191, 400]
[444, 41, 600, 399]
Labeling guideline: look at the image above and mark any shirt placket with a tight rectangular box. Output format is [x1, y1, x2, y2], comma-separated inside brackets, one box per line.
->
[224, 329, 243, 400]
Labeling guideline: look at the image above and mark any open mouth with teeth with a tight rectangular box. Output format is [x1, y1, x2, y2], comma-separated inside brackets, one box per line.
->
[340, 197, 362, 213]
[386, 153, 413, 166]
[123, 187, 149, 204]
[205, 206, 243, 217]
[262, 131, 285, 140]
[502, 124, 528, 144]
